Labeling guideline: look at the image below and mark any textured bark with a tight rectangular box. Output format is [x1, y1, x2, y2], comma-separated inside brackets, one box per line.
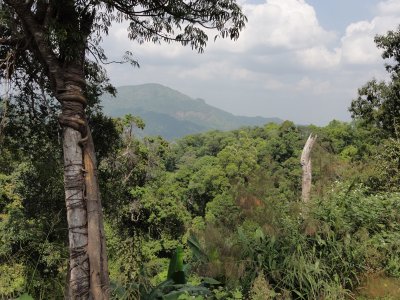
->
[301, 134, 317, 203]
[84, 129, 110, 298]
[63, 124, 89, 298]
[59, 84, 110, 299]
[59, 84, 91, 299]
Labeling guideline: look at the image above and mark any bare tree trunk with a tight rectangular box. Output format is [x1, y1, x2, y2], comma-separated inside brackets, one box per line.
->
[59, 82, 109, 299]
[84, 129, 110, 298]
[301, 134, 317, 203]
[61, 101, 90, 298]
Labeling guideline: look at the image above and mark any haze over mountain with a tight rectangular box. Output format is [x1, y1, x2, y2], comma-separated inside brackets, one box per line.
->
[101, 83, 281, 139]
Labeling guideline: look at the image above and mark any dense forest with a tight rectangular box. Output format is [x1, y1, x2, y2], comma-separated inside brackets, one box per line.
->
[2, 26, 400, 299]
[1, 0, 400, 299]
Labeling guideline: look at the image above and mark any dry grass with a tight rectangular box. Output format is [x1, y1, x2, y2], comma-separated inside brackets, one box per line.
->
[355, 273, 400, 299]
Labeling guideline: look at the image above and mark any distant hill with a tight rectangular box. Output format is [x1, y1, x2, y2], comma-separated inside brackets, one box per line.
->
[101, 83, 282, 139]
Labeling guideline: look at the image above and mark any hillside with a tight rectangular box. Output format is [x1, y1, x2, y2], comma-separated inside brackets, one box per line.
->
[101, 83, 281, 139]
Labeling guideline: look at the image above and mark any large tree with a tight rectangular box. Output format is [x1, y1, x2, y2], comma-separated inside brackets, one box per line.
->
[0, 1, 246, 299]
[350, 26, 400, 137]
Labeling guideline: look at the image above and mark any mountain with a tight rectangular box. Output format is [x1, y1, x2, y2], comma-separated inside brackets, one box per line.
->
[101, 83, 282, 139]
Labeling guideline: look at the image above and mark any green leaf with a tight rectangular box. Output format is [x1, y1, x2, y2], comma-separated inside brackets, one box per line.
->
[187, 234, 208, 262]
[17, 294, 34, 300]
[167, 246, 186, 284]
[172, 271, 186, 285]
[293, 290, 305, 299]
[146, 279, 175, 300]
[254, 228, 264, 240]
[163, 291, 185, 300]
[164, 286, 211, 299]
[202, 277, 221, 285]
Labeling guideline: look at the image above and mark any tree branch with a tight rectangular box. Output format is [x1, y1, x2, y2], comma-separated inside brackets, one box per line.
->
[4, 0, 62, 89]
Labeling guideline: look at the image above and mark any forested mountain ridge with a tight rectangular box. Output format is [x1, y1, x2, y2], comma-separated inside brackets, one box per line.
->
[101, 83, 282, 139]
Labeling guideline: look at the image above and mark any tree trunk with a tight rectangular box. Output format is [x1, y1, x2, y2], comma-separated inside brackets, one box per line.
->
[301, 134, 317, 203]
[58, 81, 109, 299]
[84, 128, 110, 298]
[61, 96, 90, 298]
[3, 1, 110, 298]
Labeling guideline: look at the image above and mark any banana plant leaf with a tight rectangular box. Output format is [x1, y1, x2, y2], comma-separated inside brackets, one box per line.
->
[167, 246, 186, 284]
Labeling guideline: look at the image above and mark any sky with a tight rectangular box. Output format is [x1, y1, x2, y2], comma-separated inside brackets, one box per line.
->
[102, 0, 400, 125]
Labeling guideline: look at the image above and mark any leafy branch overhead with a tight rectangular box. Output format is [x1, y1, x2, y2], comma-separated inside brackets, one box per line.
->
[1, 0, 247, 85]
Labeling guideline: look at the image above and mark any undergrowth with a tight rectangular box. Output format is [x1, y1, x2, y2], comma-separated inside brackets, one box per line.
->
[191, 183, 400, 299]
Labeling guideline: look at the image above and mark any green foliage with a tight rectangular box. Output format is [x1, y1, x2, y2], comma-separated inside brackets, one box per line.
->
[0, 161, 67, 298]
[372, 138, 400, 192]
[194, 183, 400, 299]
[17, 293, 34, 300]
[205, 194, 241, 228]
[350, 26, 400, 137]
[1, 1, 248, 294]
[3, 26, 400, 297]
[249, 272, 274, 300]
[145, 247, 216, 300]
[167, 246, 186, 285]
[4, 106, 400, 298]
[0, 263, 25, 296]
[98, 104, 400, 298]
[0, 64, 119, 299]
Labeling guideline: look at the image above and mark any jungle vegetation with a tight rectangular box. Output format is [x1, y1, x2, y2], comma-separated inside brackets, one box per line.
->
[0, 0, 246, 298]
[1, 3, 400, 300]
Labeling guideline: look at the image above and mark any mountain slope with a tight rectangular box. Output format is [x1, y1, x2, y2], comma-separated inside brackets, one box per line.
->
[101, 83, 281, 139]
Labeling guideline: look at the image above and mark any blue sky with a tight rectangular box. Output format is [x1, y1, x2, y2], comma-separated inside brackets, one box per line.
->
[307, 0, 379, 31]
[103, 0, 400, 125]
[239, 0, 379, 32]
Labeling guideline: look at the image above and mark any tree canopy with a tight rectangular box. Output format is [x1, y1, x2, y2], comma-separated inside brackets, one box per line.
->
[350, 26, 400, 137]
[1, 0, 246, 89]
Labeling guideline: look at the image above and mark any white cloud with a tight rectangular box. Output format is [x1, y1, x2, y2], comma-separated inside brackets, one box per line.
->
[340, 1, 400, 65]
[377, 0, 400, 15]
[295, 0, 400, 68]
[263, 78, 285, 90]
[296, 77, 331, 95]
[177, 61, 259, 81]
[341, 21, 381, 64]
[177, 60, 286, 92]
[296, 46, 341, 69]
[105, 0, 338, 67]
[208, 0, 336, 53]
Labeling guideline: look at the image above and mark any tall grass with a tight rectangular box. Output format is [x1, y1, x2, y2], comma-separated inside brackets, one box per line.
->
[194, 183, 400, 299]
